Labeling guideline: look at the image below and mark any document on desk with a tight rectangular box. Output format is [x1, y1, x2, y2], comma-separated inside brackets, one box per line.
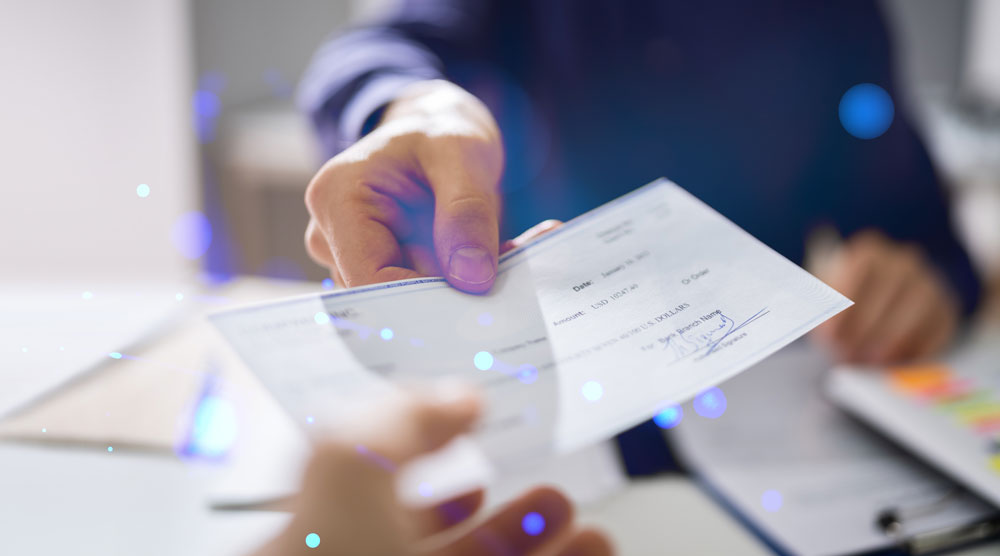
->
[211, 179, 850, 477]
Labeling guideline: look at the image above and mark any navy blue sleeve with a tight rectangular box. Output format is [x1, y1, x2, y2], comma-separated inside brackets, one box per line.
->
[814, 3, 982, 316]
[296, 0, 492, 157]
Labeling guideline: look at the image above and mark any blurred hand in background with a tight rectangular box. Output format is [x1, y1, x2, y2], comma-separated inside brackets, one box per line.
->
[812, 230, 960, 365]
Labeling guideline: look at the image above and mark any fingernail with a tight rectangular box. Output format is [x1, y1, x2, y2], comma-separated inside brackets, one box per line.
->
[448, 246, 495, 285]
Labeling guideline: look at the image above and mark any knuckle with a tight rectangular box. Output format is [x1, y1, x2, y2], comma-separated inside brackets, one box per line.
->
[305, 157, 365, 212]
[444, 193, 494, 216]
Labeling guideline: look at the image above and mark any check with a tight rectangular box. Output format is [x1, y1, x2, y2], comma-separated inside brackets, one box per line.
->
[212, 179, 850, 474]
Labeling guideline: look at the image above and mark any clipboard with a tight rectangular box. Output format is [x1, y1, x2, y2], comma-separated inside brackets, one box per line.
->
[669, 340, 999, 556]
[824, 324, 1000, 554]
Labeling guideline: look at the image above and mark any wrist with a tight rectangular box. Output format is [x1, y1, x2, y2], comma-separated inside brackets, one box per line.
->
[382, 79, 500, 142]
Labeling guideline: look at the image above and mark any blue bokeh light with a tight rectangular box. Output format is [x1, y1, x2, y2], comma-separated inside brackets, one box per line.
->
[107, 446, 113, 453]
[108, 352, 122, 359]
[136, 183, 150, 198]
[193, 90, 221, 119]
[839, 83, 894, 139]
[474, 351, 494, 371]
[522, 512, 545, 536]
[380, 328, 394, 341]
[653, 404, 683, 429]
[761, 489, 783, 512]
[314, 312, 330, 325]
[517, 364, 538, 384]
[183, 394, 238, 459]
[693, 387, 727, 419]
[305, 533, 321, 549]
[170, 211, 213, 260]
[581, 380, 603, 402]
[82, 291, 94, 300]
[321, 278, 334, 290]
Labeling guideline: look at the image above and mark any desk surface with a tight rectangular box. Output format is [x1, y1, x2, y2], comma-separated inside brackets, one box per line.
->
[2, 277, 998, 556]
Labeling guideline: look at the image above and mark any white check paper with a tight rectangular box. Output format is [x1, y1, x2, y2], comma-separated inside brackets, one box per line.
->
[212, 179, 850, 474]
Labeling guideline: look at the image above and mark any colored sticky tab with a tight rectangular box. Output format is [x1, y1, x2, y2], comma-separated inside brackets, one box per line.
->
[990, 454, 1000, 475]
[889, 364, 955, 398]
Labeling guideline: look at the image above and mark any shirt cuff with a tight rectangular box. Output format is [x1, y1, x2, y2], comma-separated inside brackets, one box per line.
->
[340, 72, 437, 144]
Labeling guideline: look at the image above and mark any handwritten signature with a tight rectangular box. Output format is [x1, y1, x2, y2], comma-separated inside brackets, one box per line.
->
[662, 307, 770, 362]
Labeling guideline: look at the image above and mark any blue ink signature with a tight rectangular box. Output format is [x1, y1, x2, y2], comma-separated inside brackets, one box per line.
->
[663, 307, 770, 362]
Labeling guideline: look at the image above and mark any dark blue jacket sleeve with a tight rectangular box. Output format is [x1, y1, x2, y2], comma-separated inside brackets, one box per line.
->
[297, 0, 491, 157]
[828, 4, 983, 316]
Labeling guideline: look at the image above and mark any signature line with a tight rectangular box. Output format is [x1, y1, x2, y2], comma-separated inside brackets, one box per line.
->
[704, 307, 770, 356]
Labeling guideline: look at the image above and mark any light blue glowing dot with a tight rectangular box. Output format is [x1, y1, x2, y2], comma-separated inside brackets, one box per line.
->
[693, 387, 727, 419]
[839, 83, 894, 139]
[380, 328, 394, 340]
[517, 364, 538, 384]
[82, 291, 94, 300]
[761, 489, 783, 512]
[41, 428, 46, 433]
[183, 395, 238, 459]
[108, 352, 122, 359]
[477, 312, 494, 326]
[653, 404, 683, 429]
[581, 380, 603, 402]
[175, 292, 184, 301]
[170, 211, 213, 260]
[136, 183, 150, 198]
[474, 351, 494, 371]
[321, 278, 334, 290]
[418, 482, 433, 497]
[522, 512, 545, 536]
[21, 347, 28, 353]
[193, 90, 221, 119]
[306, 416, 314, 424]
[59, 346, 65, 351]
[314, 312, 330, 325]
[305, 533, 321, 549]
[107, 446, 114, 453]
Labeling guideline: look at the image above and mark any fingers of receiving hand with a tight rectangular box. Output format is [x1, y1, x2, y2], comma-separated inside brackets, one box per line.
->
[554, 528, 615, 556]
[411, 490, 485, 538]
[435, 486, 575, 556]
[356, 387, 483, 467]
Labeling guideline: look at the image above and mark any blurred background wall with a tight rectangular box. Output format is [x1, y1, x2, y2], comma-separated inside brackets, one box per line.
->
[0, 0, 196, 282]
[2, 0, 999, 286]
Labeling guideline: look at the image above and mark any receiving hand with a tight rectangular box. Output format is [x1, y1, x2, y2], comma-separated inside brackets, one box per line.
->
[251, 388, 612, 556]
[305, 80, 504, 293]
[811, 230, 960, 365]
